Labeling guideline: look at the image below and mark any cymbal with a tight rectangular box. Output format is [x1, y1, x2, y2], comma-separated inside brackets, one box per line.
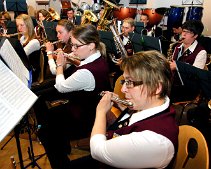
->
[71, 1, 79, 7]
[155, 7, 169, 15]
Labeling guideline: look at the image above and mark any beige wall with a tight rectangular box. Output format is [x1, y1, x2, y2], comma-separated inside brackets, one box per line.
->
[23, 0, 210, 36]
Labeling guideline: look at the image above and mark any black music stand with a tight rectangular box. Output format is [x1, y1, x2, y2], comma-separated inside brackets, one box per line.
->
[0, 37, 45, 169]
[129, 33, 162, 53]
[5, 20, 17, 34]
[135, 22, 145, 34]
[42, 20, 58, 42]
[98, 30, 118, 55]
[129, 0, 147, 4]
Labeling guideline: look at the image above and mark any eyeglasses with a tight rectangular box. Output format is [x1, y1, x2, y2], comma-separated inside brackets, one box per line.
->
[71, 43, 87, 49]
[182, 30, 194, 35]
[120, 79, 143, 88]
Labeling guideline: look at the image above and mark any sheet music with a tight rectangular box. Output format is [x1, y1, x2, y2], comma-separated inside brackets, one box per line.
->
[0, 39, 29, 86]
[0, 59, 38, 142]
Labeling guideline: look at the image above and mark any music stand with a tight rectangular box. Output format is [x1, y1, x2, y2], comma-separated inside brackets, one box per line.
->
[42, 20, 58, 42]
[129, 0, 147, 4]
[129, 32, 144, 53]
[129, 33, 162, 53]
[0, 37, 45, 169]
[98, 30, 118, 55]
[135, 22, 144, 34]
[5, 21, 17, 34]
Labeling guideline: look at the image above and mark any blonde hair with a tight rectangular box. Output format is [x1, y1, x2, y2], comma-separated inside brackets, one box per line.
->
[16, 14, 36, 46]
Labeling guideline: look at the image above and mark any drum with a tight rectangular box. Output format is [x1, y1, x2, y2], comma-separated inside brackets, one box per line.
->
[167, 6, 185, 31]
[60, 1, 71, 18]
[186, 6, 203, 21]
[92, 3, 101, 13]
[141, 8, 163, 27]
[80, 2, 90, 12]
[113, 7, 137, 20]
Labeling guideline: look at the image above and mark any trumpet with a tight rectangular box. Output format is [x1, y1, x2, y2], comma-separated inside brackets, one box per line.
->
[53, 51, 81, 66]
[99, 91, 133, 107]
[41, 40, 63, 48]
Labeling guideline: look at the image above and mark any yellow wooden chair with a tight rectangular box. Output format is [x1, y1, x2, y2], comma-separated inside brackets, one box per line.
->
[172, 125, 209, 169]
[111, 75, 125, 118]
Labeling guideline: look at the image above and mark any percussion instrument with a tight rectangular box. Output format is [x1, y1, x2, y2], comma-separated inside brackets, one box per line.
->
[92, 3, 101, 13]
[167, 6, 185, 31]
[113, 7, 137, 20]
[186, 6, 203, 21]
[140, 8, 163, 26]
[60, 0, 71, 18]
[80, 2, 90, 12]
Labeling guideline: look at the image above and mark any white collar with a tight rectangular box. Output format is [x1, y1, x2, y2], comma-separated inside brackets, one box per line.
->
[128, 96, 170, 125]
[79, 50, 101, 66]
[179, 40, 198, 53]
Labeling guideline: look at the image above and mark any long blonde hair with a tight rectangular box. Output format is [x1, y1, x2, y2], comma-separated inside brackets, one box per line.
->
[16, 14, 36, 46]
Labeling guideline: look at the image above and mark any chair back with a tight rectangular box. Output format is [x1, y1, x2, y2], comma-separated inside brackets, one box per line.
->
[111, 75, 125, 118]
[172, 125, 209, 169]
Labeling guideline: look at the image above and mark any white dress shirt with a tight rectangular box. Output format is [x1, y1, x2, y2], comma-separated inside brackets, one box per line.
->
[176, 40, 207, 69]
[20, 36, 40, 57]
[53, 51, 101, 93]
[90, 97, 175, 169]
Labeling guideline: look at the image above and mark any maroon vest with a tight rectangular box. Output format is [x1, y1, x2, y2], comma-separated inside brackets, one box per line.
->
[107, 106, 179, 149]
[173, 43, 205, 65]
[64, 56, 111, 137]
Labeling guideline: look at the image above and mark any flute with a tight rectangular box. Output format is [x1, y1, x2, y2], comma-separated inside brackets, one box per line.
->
[99, 91, 133, 107]
[41, 40, 63, 48]
[53, 51, 81, 66]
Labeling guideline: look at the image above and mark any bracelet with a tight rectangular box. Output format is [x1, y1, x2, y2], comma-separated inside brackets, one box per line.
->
[47, 51, 53, 55]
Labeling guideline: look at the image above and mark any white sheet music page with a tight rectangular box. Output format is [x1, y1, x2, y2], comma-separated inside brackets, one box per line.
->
[0, 60, 38, 142]
[0, 39, 29, 86]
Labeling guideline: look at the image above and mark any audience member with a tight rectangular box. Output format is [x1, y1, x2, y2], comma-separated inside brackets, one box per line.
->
[70, 50, 179, 169]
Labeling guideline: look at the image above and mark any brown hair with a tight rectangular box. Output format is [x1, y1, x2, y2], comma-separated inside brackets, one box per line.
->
[71, 24, 106, 57]
[121, 50, 172, 98]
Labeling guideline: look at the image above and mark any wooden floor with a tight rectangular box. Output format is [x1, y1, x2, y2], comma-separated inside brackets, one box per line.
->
[0, 133, 90, 169]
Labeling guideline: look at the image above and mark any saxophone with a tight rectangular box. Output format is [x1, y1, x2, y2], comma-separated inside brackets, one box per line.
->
[109, 22, 128, 63]
[167, 42, 179, 61]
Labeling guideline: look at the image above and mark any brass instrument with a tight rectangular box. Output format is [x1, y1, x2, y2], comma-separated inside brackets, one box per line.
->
[81, 10, 98, 25]
[97, 0, 120, 31]
[41, 40, 63, 48]
[99, 91, 133, 107]
[109, 21, 128, 63]
[36, 20, 48, 44]
[52, 51, 81, 66]
[206, 53, 211, 66]
[208, 99, 211, 109]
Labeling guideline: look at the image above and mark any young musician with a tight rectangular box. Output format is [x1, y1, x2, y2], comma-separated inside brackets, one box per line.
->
[16, 14, 41, 82]
[37, 24, 111, 169]
[45, 19, 74, 75]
